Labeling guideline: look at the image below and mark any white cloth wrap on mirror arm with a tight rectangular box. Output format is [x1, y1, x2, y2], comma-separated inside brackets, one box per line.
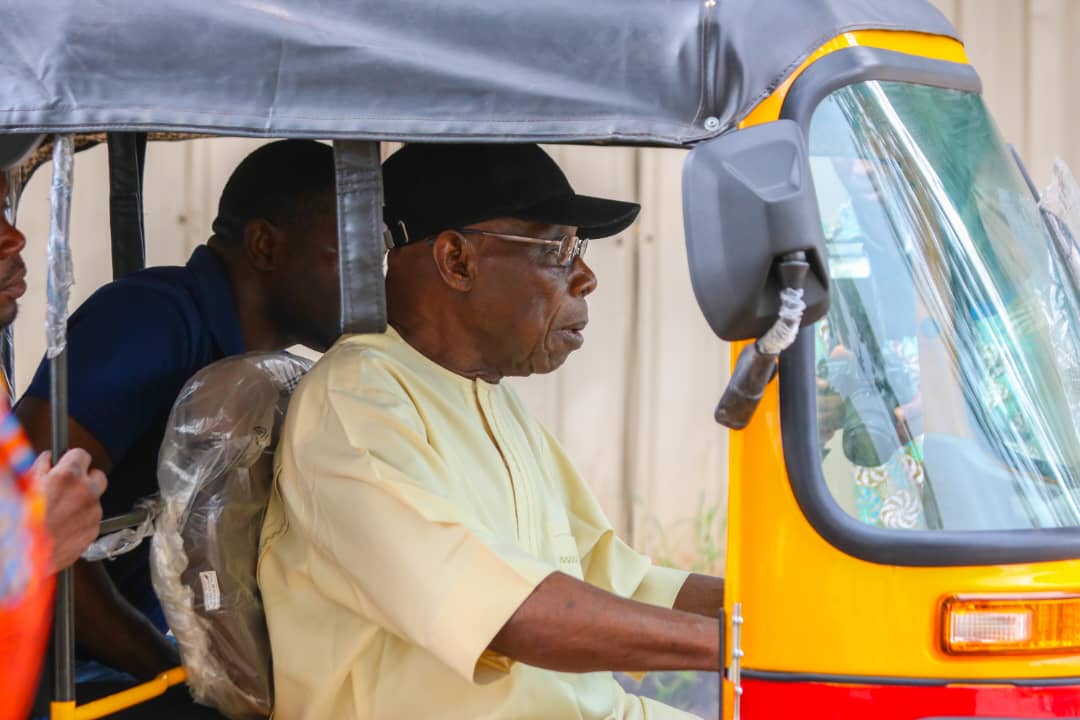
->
[757, 287, 806, 356]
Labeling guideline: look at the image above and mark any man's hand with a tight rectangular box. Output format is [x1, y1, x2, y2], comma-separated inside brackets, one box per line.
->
[37, 449, 107, 574]
[18, 399, 177, 678]
[817, 377, 846, 447]
[894, 392, 924, 440]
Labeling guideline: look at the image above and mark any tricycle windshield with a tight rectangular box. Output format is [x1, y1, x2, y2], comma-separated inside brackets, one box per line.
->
[809, 80, 1080, 531]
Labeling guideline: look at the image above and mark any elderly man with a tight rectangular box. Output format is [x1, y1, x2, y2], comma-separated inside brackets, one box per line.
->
[17, 139, 342, 700]
[260, 144, 724, 720]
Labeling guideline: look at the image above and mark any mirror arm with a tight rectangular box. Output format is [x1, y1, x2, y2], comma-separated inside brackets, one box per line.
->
[714, 251, 810, 429]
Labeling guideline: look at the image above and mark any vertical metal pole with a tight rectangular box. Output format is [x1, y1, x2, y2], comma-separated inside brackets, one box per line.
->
[730, 602, 743, 720]
[47, 135, 76, 710]
[51, 361, 71, 707]
[2, 168, 19, 400]
[0, 327, 13, 402]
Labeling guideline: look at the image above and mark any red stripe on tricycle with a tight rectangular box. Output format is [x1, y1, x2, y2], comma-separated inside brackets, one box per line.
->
[740, 676, 1080, 718]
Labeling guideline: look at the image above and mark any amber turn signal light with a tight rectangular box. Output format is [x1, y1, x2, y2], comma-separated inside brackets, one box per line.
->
[942, 593, 1080, 656]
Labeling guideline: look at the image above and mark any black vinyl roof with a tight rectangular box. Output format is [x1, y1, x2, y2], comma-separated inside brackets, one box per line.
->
[0, 0, 957, 145]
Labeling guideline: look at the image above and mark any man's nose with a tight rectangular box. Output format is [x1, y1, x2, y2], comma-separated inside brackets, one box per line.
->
[0, 221, 26, 259]
[570, 257, 597, 297]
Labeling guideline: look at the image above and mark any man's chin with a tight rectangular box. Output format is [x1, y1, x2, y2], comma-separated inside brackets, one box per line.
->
[529, 349, 573, 376]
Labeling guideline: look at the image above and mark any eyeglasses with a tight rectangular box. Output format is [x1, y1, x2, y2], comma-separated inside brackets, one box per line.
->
[455, 229, 588, 267]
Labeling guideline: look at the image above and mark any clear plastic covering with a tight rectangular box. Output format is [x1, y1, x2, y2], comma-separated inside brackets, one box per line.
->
[810, 80, 1080, 531]
[1040, 160, 1080, 285]
[82, 496, 162, 562]
[5, 167, 23, 226]
[151, 352, 312, 719]
[46, 135, 74, 360]
[1038, 160, 1080, 444]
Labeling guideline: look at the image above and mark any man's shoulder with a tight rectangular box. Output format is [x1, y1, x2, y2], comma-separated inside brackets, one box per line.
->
[74, 265, 201, 325]
[298, 331, 471, 424]
[105, 263, 201, 301]
[286, 335, 428, 444]
[45, 265, 215, 391]
[303, 334, 410, 396]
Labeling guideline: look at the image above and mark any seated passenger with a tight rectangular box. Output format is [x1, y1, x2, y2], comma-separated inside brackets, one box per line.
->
[260, 144, 725, 720]
[16, 140, 342, 691]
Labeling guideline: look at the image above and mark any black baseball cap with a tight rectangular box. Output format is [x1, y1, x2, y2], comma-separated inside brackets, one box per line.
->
[382, 143, 640, 247]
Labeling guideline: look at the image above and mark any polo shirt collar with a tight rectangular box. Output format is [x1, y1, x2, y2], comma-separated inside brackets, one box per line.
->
[187, 245, 245, 356]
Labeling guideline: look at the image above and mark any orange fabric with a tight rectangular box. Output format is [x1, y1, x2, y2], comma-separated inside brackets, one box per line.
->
[0, 495, 54, 720]
[0, 386, 52, 720]
[0, 314, 53, 720]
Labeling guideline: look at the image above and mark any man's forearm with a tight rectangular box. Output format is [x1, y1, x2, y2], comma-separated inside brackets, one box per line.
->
[74, 560, 179, 680]
[490, 572, 721, 674]
[673, 573, 724, 619]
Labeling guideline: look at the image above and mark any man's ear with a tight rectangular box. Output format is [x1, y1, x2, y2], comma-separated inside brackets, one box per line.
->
[243, 218, 282, 272]
[431, 231, 476, 292]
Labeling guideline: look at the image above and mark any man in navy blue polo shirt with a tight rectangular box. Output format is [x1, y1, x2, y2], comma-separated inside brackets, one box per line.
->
[16, 139, 342, 684]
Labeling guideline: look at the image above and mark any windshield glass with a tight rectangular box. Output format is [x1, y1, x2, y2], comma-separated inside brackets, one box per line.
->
[809, 80, 1080, 531]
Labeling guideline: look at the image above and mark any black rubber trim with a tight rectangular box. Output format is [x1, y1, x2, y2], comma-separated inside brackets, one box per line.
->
[742, 668, 1080, 688]
[106, 132, 147, 279]
[781, 47, 982, 127]
[777, 47, 1080, 566]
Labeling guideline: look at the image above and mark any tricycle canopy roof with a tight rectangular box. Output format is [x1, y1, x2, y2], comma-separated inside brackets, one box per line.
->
[1, 0, 956, 146]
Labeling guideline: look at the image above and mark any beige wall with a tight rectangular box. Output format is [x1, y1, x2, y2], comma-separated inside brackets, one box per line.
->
[8, 3, 1075, 572]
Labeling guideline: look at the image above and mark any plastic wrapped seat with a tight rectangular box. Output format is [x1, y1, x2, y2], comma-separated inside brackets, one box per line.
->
[151, 352, 313, 719]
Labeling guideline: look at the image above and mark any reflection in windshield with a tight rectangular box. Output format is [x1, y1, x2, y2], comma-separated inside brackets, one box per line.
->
[810, 80, 1080, 531]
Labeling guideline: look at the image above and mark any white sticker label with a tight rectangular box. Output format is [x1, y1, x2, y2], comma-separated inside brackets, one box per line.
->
[199, 570, 221, 612]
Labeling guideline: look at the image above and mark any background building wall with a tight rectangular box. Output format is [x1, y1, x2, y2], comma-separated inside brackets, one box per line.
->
[7, 1, 1076, 573]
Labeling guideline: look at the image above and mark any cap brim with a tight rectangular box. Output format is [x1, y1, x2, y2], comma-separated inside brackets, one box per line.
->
[514, 193, 641, 239]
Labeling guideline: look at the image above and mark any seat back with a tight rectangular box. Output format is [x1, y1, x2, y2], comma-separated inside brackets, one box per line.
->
[151, 352, 312, 719]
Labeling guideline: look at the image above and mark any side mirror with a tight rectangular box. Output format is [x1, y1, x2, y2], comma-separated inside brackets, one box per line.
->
[0, 134, 45, 171]
[683, 119, 829, 341]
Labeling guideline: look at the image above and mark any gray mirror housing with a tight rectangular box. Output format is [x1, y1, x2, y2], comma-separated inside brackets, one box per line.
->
[683, 119, 829, 342]
[0, 134, 44, 170]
